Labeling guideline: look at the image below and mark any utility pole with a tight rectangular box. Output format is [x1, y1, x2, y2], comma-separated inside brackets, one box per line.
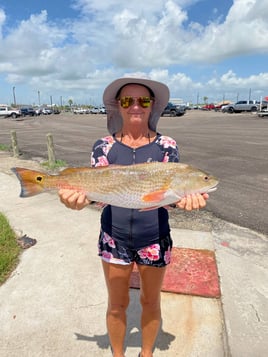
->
[13, 86, 16, 107]
[248, 88, 251, 101]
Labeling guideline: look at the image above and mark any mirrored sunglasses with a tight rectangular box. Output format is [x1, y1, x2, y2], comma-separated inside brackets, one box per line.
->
[119, 96, 153, 109]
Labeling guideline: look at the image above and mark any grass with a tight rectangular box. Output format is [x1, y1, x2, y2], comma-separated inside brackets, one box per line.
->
[0, 143, 10, 151]
[41, 159, 67, 170]
[0, 213, 21, 285]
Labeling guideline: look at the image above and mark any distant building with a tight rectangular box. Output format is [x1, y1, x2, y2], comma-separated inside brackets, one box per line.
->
[170, 98, 184, 105]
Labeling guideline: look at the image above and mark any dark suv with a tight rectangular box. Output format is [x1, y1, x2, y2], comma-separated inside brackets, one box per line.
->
[20, 107, 36, 116]
[161, 102, 185, 117]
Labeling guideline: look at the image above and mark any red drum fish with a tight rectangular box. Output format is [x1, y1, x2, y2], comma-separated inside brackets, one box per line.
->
[11, 162, 218, 209]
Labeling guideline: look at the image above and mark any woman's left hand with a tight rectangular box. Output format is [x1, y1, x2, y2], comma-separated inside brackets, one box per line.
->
[176, 193, 209, 211]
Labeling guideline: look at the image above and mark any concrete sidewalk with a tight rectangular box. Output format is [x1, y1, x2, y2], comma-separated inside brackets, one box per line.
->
[0, 168, 267, 357]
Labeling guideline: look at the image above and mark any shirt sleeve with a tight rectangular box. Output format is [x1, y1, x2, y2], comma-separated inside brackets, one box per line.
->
[157, 135, 180, 163]
[90, 136, 115, 167]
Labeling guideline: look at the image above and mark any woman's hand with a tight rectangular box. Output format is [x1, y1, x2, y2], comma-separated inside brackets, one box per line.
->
[176, 193, 209, 211]
[58, 189, 90, 210]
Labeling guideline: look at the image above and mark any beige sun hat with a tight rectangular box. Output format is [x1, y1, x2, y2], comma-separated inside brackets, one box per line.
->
[103, 77, 170, 135]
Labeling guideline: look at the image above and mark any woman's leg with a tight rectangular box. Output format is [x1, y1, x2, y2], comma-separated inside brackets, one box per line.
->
[137, 265, 166, 357]
[102, 260, 134, 357]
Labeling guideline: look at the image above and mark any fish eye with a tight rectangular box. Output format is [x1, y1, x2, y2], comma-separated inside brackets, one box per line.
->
[36, 176, 43, 182]
[203, 176, 209, 181]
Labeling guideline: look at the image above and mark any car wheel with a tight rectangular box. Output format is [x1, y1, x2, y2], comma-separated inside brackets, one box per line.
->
[251, 106, 257, 112]
[170, 111, 176, 117]
[11, 113, 17, 119]
[228, 107, 234, 114]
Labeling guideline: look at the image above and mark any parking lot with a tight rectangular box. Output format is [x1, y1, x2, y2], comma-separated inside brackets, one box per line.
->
[0, 110, 267, 235]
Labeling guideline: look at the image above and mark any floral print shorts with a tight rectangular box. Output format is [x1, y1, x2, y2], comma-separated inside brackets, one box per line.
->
[98, 231, 173, 267]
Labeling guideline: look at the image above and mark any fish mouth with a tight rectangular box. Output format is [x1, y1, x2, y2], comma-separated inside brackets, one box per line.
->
[207, 186, 218, 193]
[206, 185, 218, 193]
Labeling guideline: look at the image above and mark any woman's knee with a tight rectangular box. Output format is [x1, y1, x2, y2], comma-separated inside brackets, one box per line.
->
[140, 294, 161, 312]
[108, 296, 130, 316]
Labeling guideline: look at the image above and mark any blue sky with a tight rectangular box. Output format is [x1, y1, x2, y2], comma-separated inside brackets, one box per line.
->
[0, 0, 268, 106]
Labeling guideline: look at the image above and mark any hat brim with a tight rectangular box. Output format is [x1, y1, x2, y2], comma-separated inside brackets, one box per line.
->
[103, 77, 170, 135]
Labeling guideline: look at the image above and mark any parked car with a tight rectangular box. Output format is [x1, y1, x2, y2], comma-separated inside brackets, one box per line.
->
[99, 107, 106, 114]
[201, 103, 215, 110]
[161, 102, 185, 117]
[90, 107, 100, 114]
[34, 107, 42, 115]
[221, 104, 230, 112]
[214, 102, 231, 111]
[42, 107, 53, 115]
[0, 106, 21, 118]
[259, 101, 268, 110]
[73, 108, 88, 114]
[20, 107, 36, 116]
[223, 100, 259, 113]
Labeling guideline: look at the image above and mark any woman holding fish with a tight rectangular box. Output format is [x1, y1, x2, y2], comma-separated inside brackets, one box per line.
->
[58, 78, 208, 357]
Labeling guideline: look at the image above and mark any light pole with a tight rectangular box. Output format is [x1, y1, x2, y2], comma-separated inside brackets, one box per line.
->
[13, 86, 16, 107]
[38, 90, 40, 106]
[248, 88, 251, 101]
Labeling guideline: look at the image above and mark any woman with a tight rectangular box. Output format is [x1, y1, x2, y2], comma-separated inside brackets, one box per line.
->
[59, 77, 208, 357]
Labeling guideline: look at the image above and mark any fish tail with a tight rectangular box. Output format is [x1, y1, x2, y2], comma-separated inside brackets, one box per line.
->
[11, 167, 47, 197]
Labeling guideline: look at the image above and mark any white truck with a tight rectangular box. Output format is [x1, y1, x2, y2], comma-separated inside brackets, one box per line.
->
[0, 105, 21, 118]
[223, 100, 259, 113]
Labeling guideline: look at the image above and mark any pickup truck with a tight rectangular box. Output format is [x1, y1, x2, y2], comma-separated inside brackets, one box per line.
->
[223, 100, 259, 113]
[161, 102, 185, 117]
[0, 106, 21, 118]
[20, 107, 36, 116]
[73, 108, 89, 114]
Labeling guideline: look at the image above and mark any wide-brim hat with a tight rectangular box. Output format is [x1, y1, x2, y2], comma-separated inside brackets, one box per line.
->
[103, 77, 170, 135]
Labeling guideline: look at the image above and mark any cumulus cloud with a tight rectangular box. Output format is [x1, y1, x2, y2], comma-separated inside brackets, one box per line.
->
[0, 0, 268, 104]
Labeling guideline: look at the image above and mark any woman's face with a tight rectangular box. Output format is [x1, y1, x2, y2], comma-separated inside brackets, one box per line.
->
[118, 84, 153, 128]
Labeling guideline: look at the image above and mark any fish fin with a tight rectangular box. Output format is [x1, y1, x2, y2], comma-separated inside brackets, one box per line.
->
[59, 167, 91, 175]
[142, 189, 167, 203]
[11, 167, 46, 197]
[59, 165, 123, 176]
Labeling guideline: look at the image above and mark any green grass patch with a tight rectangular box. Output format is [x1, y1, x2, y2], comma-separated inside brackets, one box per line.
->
[0, 213, 21, 285]
[41, 159, 67, 170]
[0, 143, 10, 151]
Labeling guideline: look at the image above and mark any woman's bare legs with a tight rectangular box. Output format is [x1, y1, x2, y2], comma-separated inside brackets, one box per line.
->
[101, 260, 134, 357]
[138, 265, 166, 357]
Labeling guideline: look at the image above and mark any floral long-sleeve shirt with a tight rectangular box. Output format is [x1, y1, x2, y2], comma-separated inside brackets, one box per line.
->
[91, 133, 179, 250]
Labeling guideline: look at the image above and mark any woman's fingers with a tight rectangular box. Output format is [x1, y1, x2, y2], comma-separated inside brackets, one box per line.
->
[58, 189, 90, 210]
[176, 193, 209, 211]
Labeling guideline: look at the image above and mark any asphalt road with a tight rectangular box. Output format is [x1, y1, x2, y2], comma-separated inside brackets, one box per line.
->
[0, 110, 268, 235]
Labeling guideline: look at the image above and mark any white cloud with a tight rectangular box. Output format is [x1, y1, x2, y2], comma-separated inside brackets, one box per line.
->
[0, 0, 268, 104]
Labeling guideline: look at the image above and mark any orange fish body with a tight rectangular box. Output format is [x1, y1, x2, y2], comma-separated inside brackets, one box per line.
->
[12, 162, 218, 209]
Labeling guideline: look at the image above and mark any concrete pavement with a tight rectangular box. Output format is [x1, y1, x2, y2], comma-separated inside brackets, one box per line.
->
[0, 158, 267, 357]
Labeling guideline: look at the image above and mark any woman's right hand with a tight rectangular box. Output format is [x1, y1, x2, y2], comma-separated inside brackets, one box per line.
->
[58, 189, 90, 210]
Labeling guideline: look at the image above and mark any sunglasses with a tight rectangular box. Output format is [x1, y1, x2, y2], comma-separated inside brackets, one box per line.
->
[119, 96, 153, 109]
